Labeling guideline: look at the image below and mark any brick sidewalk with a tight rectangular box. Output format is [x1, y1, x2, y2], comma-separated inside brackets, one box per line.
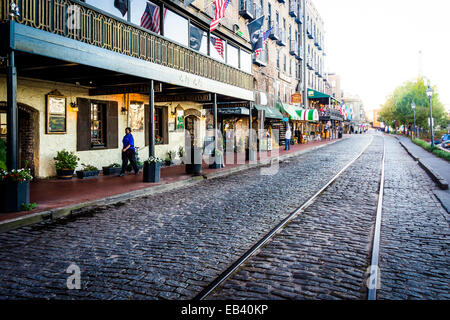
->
[0, 136, 348, 225]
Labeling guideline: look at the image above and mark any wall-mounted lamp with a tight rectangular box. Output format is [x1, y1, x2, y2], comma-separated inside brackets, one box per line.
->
[171, 104, 182, 117]
[121, 106, 127, 115]
[70, 102, 79, 112]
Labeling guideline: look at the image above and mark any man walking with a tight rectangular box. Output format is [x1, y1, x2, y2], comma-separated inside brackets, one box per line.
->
[285, 126, 292, 151]
[120, 127, 139, 176]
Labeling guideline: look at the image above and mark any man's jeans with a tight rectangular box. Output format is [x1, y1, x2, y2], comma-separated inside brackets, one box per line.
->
[285, 138, 291, 151]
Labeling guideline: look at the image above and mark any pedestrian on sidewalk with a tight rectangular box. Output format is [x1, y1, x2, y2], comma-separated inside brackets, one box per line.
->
[285, 126, 292, 151]
[120, 127, 139, 176]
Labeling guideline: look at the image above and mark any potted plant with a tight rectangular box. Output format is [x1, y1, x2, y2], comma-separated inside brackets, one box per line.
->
[143, 156, 163, 183]
[165, 150, 176, 166]
[127, 160, 144, 172]
[102, 163, 122, 176]
[178, 146, 185, 164]
[76, 164, 99, 179]
[54, 149, 79, 180]
[0, 167, 33, 213]
[209, 148, 224, 169]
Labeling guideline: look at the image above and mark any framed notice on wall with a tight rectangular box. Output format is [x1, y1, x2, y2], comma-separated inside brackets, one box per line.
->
[46, 91, 67, 134]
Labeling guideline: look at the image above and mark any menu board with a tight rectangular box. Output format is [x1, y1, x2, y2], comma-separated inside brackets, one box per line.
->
[46, 94, 67, 134]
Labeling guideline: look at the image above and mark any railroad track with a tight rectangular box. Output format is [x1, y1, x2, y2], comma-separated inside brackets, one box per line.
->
[194, 134, 386, 300]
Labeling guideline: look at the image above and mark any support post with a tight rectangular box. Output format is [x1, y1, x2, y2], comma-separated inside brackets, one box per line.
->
[6, 50, 18, 170]
[149, 79, 155, 158]
[213, 93, 217, 155]
[248, 102, 254, 161]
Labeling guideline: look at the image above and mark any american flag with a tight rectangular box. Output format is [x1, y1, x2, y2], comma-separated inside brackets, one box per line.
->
[211, 37, 224, 58]
[141, 2, 167, 33]
[210, 0, 230, 32]
[263, 27, 273, 43]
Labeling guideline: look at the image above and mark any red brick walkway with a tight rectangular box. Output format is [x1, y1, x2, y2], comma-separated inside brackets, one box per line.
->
[0, 137, 345, 222]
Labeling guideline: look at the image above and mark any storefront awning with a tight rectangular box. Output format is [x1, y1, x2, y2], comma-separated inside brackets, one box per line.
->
[297, 109, 319, 121]
[254, 105, 284, 120]
[277, 102, 302, 121]
[307, 89, 330, 99]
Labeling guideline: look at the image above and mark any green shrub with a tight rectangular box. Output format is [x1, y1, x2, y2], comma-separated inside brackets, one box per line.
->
[54, 149, 79, 170]
[413, 138, 450, 162]
[80, 163, 98, 172]
[0, 139, 6, 170]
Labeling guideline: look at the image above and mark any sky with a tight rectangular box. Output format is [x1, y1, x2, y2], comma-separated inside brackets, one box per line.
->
[313, 0, 450, 112]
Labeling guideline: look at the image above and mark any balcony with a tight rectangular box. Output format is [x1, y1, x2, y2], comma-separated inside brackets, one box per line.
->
[289, 1, 298, 18]
[253, 48, 268, 67]
[289, 40, 298, 56]
[307, 57, 314, 70]
[253, 2, 263, 20]
[240, 0, 254, 20]
[278, 0, 286, 3]
[3, 0, 253, 92]
[269, 24, 280, 40]
[277, 28, 287, 46]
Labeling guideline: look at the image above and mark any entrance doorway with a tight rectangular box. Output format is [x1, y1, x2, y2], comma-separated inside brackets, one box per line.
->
[0, 103, 39, 176]
[185, 115, 198, 148]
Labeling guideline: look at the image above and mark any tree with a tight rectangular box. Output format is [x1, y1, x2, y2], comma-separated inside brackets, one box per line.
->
[379, 78, 448, 130]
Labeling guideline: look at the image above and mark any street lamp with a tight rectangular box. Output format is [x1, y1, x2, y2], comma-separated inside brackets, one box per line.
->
[411, 101, 416, 139]
[426, 86, 434, 147]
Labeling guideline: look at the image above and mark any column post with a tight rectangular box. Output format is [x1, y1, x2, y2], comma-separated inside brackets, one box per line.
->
[6, 50, 18, 170]
[149, 80, 155, 158]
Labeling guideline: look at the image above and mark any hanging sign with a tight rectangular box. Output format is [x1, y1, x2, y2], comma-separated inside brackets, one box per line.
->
[46, 91, 67, 134]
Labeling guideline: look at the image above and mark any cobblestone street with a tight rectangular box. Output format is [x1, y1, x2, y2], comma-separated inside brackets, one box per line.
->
[0, 134, 448, 300]
[0, 136, 370, 299]
[209, 135, 449, 300]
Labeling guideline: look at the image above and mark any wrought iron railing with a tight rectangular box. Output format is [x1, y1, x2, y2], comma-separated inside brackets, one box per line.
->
[1, 0, 253, 91]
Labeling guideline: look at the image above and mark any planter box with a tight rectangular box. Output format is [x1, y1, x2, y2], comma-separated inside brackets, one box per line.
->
[56, 169, 75, 180]
[76, 170, 99, 179]
[0, 181, 30, 213]
[246, 149, 257, 161]
[143, 162, 161, 183]
[102, 166, 121, 176]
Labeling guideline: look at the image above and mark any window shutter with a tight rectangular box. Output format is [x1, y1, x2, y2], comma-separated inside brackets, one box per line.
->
[106, 101, 118, 149]
[162, 106, 169, 145]
[77, 98, 91, 151]
[144, 104, 149, 146]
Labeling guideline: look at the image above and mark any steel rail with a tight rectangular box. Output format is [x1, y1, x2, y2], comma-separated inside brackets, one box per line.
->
[367, 135, 386, 300]
[194, 135, 375, 300]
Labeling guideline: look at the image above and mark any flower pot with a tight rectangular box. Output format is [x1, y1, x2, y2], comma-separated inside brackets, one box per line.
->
[102, 167, 122, 176]
[143, 162, 161, 183]
[0, 181, 30, 213]
[209, 155, 224, 169]
[56, 169, 75, 180]
[76, 170, 99, 179]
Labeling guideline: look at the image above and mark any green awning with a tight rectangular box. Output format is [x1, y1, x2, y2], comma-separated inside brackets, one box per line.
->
[307, 88, 330, 99]
[276, 102, 302, 121]
[296, 109, 319, 121]
[254, 105, 284, 119]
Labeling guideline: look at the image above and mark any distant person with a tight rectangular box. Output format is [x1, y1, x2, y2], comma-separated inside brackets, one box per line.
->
[285, 126, 292, 151]
[120, 127, 139, 176]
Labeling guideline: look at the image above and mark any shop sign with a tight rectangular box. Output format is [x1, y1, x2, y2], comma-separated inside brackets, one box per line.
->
[282, 117, 289, 122]
[155, 93, 211, 103]
[218, 107, 250, 115]
[291, 93, 302, 104]
[176, 110, 184, 130]
[46, 91, 67, 134]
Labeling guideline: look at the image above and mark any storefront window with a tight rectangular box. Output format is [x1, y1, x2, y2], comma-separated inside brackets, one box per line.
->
[130, 0, 164, 34]
[210, 35, 225, 62]
[240, 50, 252, 74]
[90, 103, 106, 147]
[0, 112, 6, 141]
[189, 24, 208, 55]
[227, 44, 239, 69]
[164, 9, 189, 46]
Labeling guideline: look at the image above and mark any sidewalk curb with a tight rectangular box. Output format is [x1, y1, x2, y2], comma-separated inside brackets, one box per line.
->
[0, 138, 347, 233]
[396, 136, 449, 190]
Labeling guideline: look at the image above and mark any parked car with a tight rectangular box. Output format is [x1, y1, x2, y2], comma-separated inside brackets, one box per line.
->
[441, 140, 450, 149]
[434, 134, 450, 146]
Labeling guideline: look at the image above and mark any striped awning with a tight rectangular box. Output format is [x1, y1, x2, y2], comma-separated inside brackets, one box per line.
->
[277, 103, 302, 121]
[296, 109, 319, 121]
